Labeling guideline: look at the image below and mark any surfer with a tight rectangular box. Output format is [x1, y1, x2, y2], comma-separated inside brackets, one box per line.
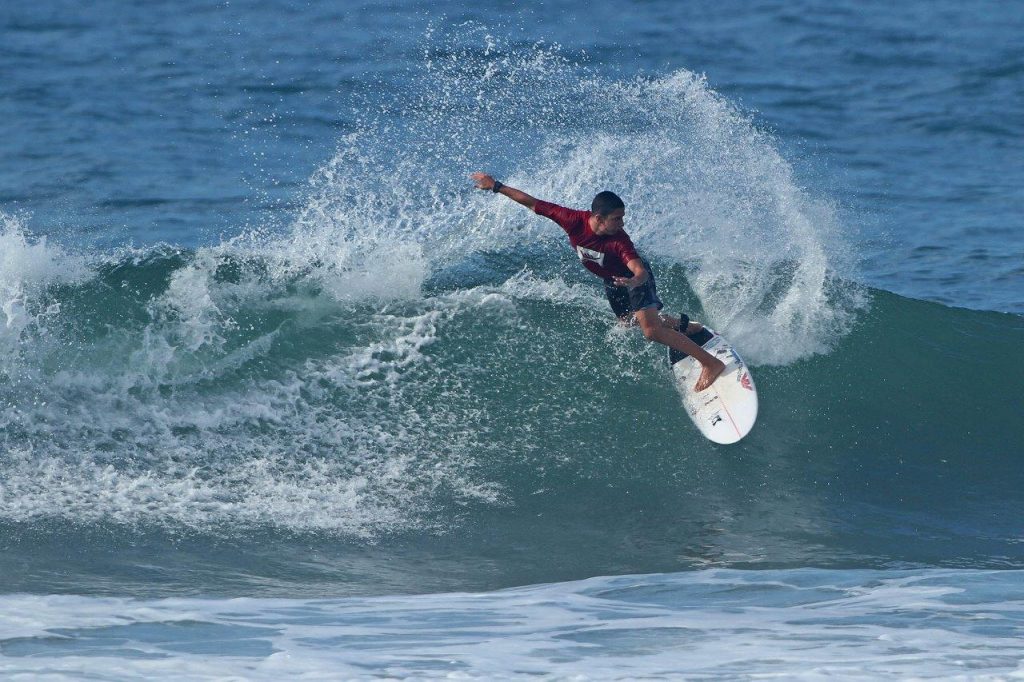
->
[470, 172, 725, 391]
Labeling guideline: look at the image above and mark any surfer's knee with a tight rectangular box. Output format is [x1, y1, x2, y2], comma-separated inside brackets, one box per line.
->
[638, 320, 660, 341]
[634, 308, 662, 341]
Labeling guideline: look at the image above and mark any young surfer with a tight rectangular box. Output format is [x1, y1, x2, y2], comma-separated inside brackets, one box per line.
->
[470, 172, 725, 391]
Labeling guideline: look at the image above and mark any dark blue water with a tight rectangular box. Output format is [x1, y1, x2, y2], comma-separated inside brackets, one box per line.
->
[2, 1, 1023, 678]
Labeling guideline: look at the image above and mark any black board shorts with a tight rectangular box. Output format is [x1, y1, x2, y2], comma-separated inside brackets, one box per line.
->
[604, 261, 664, 319]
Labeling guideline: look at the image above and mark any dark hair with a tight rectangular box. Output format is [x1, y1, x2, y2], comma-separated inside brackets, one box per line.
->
[591, 191, 625, 216]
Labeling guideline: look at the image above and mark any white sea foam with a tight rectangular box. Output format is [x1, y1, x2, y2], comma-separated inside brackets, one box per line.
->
[0, 278, 519, 533]
[1, 569, 1022, 680]
[0, 269, 628, 533]
[0, 213, 91, 360]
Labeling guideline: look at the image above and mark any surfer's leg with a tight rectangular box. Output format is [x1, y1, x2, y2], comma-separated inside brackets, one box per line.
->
[656, 312, 705, 336]
[635, 307, 725, 391]
[658, 312, 682, 329]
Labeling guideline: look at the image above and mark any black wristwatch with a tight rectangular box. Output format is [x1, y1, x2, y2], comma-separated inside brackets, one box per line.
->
[491, 180, 504, 193]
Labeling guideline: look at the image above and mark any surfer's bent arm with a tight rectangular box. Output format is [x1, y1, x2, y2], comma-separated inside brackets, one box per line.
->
[611, 258, 649, 288]
[470, 172, 537, 210]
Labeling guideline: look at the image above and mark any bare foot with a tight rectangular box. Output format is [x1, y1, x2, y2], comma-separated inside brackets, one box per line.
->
[684, 321, 704, 335]
[694, 357, 726, 392]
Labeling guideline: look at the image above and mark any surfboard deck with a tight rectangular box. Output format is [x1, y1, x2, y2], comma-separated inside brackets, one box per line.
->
[669, 328, 758, 444]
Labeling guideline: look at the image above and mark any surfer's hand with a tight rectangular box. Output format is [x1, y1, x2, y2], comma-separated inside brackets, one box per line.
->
[611, 275, 637, 288]
[694, 357, 726, 392]
[470, 172, 496, 190]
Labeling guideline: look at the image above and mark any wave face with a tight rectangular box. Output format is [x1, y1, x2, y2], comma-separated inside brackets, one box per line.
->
[1, 32, 1021, 596]
[0, 222, 1021, 596]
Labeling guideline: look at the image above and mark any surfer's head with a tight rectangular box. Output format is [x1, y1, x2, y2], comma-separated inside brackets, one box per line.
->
[591, 191, 625, 235]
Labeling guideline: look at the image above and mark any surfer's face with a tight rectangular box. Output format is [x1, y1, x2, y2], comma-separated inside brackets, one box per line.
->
[593, 208, 625, 235]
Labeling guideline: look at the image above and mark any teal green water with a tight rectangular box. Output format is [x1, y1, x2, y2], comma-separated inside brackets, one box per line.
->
[1, 240, 1021, 596]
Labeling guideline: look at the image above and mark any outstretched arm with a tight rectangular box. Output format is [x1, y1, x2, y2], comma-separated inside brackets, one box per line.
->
[470, 172, 538, 210]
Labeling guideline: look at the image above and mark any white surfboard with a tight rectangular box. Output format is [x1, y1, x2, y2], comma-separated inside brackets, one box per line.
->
[669, 328, 758, 444]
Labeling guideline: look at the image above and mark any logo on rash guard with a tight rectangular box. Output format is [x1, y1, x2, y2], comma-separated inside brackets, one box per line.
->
[576, 246, 605, 266]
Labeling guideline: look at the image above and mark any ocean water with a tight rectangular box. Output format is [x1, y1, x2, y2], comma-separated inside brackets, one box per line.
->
[1, 0, 1022, 679]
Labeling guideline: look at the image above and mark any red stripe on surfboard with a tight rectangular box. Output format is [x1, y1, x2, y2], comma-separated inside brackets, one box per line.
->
[717, 388, 742, 439]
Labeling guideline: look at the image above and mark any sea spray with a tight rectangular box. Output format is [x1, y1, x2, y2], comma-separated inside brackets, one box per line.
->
[0, 214, 90, 363]
[300, 26, 863, 363]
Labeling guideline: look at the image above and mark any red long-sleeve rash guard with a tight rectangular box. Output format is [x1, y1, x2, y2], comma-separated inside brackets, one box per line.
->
[533, 200, 640, 280]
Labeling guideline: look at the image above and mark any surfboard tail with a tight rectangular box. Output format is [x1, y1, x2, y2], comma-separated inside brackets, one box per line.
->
[668, 326, 716, 366]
